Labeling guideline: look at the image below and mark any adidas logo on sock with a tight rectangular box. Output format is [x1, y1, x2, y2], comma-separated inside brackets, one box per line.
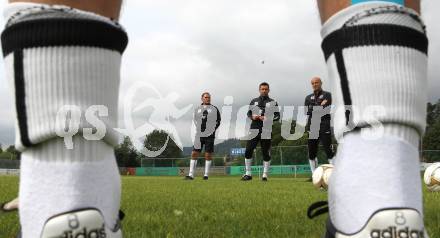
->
[57, 224, 106, 238]
[370, 227, 424, 238]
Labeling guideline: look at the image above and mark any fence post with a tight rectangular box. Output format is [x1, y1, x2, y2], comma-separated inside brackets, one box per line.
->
[279, 147, 283, 175]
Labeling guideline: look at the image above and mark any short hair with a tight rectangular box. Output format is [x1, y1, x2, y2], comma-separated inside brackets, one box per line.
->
[201, 92, 211, 98]
[311, 77, 322, 83]
[259, 82, 270, 88]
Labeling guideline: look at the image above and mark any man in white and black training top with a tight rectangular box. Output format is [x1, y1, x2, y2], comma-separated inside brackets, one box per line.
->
[186, 92, 221, 180]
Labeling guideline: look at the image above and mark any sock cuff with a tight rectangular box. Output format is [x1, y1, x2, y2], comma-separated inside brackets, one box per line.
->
[4, 3, 119, 24]
[321, 2, 424, 38]
[322, 24, 428, 61]
[321, 3, 428, 61]
[1, 18, 128, 57]
[2, 3, 128, 57]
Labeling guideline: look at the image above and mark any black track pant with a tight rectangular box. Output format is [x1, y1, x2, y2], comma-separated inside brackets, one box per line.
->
[308, 132, 334, 160]
[245, 133, 272, 161]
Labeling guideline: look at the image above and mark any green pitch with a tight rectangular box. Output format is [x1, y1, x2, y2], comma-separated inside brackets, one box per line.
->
[1, 176, 439, 238]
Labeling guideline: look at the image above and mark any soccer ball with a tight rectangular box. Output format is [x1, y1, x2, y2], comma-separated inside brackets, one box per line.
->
[312, 164, 334, 189]
[424, 163, 440, 192]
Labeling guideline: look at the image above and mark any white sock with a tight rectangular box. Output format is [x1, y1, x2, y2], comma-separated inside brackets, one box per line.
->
[321, 2, 428, 234]
[204, 160, 212, 177]
[2, 3, 125, 150]
[309, 158, 317, 173]
[2, 3, 128, 237]
[263, 161, 270, 177]
[245, 158, 253, 176]
[330, 132, 422, 234]
[321, 3, 427, 144]
[189, 159, 197, 177]
[20, 137, 121, 237]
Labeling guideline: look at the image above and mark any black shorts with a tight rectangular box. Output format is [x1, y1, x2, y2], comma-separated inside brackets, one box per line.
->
[193, 137, 215, 153]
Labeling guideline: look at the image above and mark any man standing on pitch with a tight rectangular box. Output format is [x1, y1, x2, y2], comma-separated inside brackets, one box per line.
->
[186, 92, 221, 180]
[242, 82, 280, 182]
[304, 77, 334, 175]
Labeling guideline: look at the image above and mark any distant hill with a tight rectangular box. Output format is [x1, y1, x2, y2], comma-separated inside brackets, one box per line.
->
[182, 138, 241, 157]
[182, 146, 193, 156]
[214, 138, 241, 156]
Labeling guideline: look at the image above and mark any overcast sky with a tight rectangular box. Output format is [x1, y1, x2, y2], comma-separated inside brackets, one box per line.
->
[0, 0, 439, 148]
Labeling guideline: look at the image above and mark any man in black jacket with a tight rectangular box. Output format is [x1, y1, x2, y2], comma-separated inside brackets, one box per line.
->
[304, 77, 334, 174]
[186, 92, 221, 180]
[242, 82, 280, 181]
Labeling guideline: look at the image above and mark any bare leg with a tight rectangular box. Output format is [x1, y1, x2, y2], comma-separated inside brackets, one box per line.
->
[317, 0, 350, 24]
[318, 0, 419, 23]
[205, 153, 212, 160]
[9, 0, 122, 19]
[191, 151, 200, 160]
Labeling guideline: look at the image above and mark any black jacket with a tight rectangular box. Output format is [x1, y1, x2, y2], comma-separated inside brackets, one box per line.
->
[194, 104, 221, 138]
[247, 96, 280, 130]
[304, 90, 332, 132]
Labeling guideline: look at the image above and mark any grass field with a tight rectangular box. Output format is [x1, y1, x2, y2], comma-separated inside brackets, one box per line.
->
[1, 175, 440, 238]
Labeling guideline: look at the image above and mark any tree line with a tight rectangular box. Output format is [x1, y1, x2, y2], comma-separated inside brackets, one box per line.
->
[1, 100, 439, 166]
